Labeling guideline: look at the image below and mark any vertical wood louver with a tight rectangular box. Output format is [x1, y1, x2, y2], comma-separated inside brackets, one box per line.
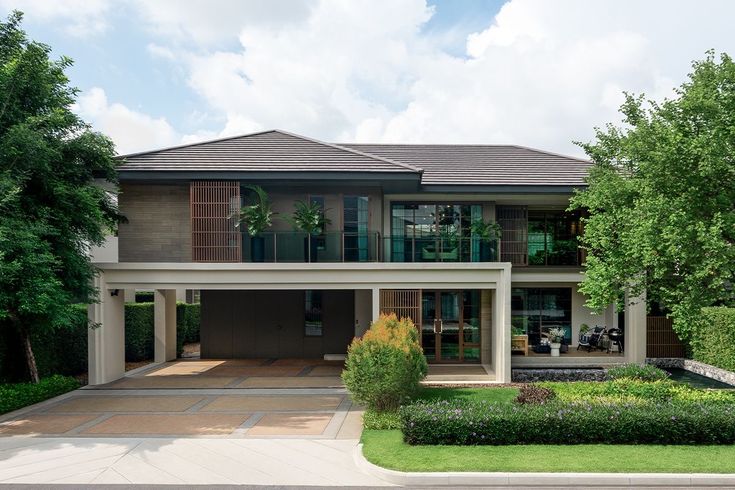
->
[379, 289, 422, 327]
[190, 181, 241, 262]
[496, 205, 528, 265]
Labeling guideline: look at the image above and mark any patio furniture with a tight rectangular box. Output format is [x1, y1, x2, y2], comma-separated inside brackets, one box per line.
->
[578, 325, 607, 352]
[511, 334, 529, 355]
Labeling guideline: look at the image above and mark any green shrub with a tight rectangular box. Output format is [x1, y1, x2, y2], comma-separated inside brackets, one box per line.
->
[607, 363, 670, 381]
[0, 375, 80, 415]
[177, 302, 201, 344]
[515, 384, 555, 405]
[363, 409, 402, 430]
[692, 307, 735, 372]
[544, 379, 735, 405]
[400, 399, 735, 445]
[342, 314, 428, 412]
[125, 302, 155, 361]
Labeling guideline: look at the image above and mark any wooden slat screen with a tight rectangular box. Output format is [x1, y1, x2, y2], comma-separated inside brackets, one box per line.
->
[646, 316, 686, 358]
[379, 289, 422, 327]
[496, 205, 528, 265]
[190, 181, 241, 262]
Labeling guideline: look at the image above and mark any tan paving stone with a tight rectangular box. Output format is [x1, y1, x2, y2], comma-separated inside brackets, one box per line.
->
[236, 376, 344, 388]
[0, 414, 98, 435]
[336, 410, 364, 439]
[307, 365, 344, 376]
[247, 413, 333, 436]
[270, 358, 331, 367]
[83, 413, 250, 435]
[144, 361, 226, 376]
[48, 396, 204, 413]
[201, 395, 343, 412]
[103, 376, 236, 389]
[206, 366, 303, 377]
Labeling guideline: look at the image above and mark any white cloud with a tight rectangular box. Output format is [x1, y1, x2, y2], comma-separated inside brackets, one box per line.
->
[75, 87, 180, 155]
[136, 0, 735, 158]
[1, 0, 111, 37]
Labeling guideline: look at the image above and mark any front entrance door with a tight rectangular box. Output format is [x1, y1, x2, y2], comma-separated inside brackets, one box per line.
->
[422, 290, 478, 363]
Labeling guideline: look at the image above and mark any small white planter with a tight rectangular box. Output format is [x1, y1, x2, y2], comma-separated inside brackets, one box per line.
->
[550, 342, 561, 357]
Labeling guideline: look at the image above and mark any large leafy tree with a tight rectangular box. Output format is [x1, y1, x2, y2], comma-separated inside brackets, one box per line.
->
[0, 12, 121, 382]
[570, 51, 735, 341]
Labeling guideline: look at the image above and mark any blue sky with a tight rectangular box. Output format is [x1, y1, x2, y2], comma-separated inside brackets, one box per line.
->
[2, 0, 734, 156]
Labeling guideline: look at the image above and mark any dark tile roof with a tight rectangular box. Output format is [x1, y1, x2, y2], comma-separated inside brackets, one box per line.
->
[118, 130, 420, 174]
[342, 143, 591, 186]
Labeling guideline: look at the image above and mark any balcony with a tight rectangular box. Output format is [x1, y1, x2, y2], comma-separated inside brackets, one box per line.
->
[239, 231, 501, 263]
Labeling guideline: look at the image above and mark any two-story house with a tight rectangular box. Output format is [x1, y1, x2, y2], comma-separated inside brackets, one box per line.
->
[87, 129, 648, 386]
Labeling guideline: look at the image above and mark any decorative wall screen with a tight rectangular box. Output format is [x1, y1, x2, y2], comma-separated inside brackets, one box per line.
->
[379, 289, 422, 327]
[190, 181, 241, 262]
[496, 205, 528, 265]
[646, 316, 686, 358]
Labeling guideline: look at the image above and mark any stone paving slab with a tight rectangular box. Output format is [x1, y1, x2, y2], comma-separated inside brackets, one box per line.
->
[82, 413, 252, 436]
[307, 365, 345, 376]
[0, 414, 99, 436]
[47, 395, 204, 413]
[247, 413, 333, 436]
[201, 395, 344, 412]
[104, 375, 238, 389]
[236, 376, 344, 388]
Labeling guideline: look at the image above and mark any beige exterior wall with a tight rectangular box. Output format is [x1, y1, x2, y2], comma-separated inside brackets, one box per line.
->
[118, 184, 191, 262]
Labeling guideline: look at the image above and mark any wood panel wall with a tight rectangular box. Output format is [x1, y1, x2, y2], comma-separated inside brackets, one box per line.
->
[190, 181, 241, 262]
[496, 205, 528, 265]
[646, 316, 686, 358]
[379, 289, 422, 327]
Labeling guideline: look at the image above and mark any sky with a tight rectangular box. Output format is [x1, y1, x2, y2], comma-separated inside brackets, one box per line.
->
[2, 0, 734, 157]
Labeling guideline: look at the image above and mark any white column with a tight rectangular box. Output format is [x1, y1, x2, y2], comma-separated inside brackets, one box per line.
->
[371, 287, 381, 322]
[176, 288, 187, 303]
[354, 289, 372, 336]
[625, 290, 647, 363]
[154, 289, 177, 363]
[492, 268, 512, 383]
[124, 288, 136, 303]
[88, 275, 125, 385]
[480, 289, 492, 366]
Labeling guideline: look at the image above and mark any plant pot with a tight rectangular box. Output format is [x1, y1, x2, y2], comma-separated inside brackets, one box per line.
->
[479, 241, 495, 261]
[303, 235, 319, 262]
[250, 236, 265, 262]
[550, 342, 561, 357]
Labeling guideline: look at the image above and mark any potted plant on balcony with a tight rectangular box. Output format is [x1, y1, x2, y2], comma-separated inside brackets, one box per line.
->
[286, 200, 331, 262]
[234, 185, 275, 262]
[470, 218, 501, 261]
[547, 327, 566, 357]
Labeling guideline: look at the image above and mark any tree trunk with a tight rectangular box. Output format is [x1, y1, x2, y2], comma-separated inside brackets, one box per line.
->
[10, 315, 39, 383]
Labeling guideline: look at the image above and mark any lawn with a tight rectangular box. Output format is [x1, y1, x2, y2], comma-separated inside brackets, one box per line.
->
[361, 430, 735, 473]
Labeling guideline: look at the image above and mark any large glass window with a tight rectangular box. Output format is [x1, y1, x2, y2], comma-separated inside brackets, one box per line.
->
[511, 288, 572, 350]
[527, 211, 581, 265]
[343, 196, 369, 261]
[390, 203, 483, 262]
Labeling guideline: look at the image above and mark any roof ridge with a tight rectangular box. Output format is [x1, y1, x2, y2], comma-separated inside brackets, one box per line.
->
[272, 130, 423, 173]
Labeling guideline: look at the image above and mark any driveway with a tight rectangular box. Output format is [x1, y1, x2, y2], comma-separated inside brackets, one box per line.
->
[0, 359, 387, 485]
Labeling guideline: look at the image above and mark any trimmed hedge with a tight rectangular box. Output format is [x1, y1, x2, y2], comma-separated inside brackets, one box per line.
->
[0, 302, 200, 381]
[400, 399, 735, 445]
[0, 375, 80, 415]
[692, 307, 735, 372]
[544, 379, 735, 405]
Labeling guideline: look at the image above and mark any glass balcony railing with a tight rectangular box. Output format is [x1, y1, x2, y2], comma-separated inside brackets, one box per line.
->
[241, 231, 381, 263]
[383, 236, 501, 263]
[239, 232, 502, 263]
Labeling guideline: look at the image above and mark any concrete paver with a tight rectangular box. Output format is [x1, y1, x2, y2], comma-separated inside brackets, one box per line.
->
[0, 414, 99, 436]
[201, 395, 344, 412]
[82, 413, 252, 436]
[48, 395, 204, 413]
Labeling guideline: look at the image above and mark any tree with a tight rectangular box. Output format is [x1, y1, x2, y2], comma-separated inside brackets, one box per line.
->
[0, 12, 121, 382]
[570, 51, 735, 341]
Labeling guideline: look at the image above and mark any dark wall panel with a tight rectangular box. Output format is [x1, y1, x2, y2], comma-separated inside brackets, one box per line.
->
[323, 290, 355, 354]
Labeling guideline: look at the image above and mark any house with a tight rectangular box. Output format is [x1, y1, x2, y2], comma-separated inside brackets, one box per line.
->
[87, 129, 648, 385]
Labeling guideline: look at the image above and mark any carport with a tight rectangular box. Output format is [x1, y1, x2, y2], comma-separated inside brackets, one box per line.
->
[88, 262, 512, 386]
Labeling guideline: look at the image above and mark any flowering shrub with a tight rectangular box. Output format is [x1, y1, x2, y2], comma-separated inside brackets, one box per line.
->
[515, 384, 555, 405]
[607, 363, 670, 381]
[400, 399, 735, 445]
[342, 314, 427, 412]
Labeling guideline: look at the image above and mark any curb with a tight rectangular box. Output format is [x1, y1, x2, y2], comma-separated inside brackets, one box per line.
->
[354, 443, 735, 487]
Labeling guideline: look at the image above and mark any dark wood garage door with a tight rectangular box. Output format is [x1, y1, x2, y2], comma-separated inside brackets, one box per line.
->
[200, 290, 355, 359]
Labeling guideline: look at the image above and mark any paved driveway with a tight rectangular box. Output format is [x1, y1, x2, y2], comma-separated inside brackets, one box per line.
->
[0, 359, 387, 485]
